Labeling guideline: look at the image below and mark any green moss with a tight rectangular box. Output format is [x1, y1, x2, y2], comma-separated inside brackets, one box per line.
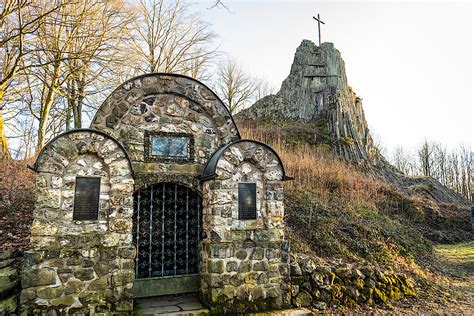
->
[373, 288, 387, 303]
[354, 278, 365, 289]
[0, 296, 17, 313]
[339, 136, 354, 146]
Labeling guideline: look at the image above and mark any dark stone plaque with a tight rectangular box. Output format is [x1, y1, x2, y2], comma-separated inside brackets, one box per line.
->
[73, 177, 101, 220]
[238, 183, 257, 220]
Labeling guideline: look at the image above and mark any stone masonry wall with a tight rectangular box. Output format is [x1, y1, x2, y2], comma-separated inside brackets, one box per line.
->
[21, 130, 135, 314]
[0, 249, 22, 314]
[200, 141, 290, 313]
[289, 253, 417, 310]
[91, 74, 240, 188]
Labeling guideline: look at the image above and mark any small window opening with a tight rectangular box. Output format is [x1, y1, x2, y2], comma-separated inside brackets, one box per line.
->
[238, 183, 257, 220]
[73, 177, 101, 220]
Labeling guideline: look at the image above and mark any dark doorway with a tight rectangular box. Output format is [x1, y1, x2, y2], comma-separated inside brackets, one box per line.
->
[132, 182, 202, 297]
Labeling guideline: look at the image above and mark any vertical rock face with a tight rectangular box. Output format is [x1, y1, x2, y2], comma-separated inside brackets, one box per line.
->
[238, 40, 385, 170]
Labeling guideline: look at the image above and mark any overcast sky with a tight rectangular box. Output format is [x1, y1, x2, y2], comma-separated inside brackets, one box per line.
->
[195, 0, 473, 153]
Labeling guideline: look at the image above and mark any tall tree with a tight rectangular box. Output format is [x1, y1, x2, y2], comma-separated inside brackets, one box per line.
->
[214, 58, 257, 114]
[26, 0, 130, 149]
[61, 0, 130, 130]
[127, 0, 218, 78]
[0, 0, 62, 159]
[418, 140, 435, 177]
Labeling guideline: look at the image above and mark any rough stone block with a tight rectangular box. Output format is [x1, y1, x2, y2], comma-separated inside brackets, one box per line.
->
[251, 248, 265, 260]
[22, 267, 57, 288]
[50, 294, 77, 307]
[226, 261, 238, 272]
[74, 268, 95, 281]
[64, 279, 83, 294]
[292, 290, 312, 307]
[0, 267, 19, 297]
[89, 276, 109, 291]
[253, 261, 269, 272]
[0, 295, 18, 313]
[208, 260, 225, 274]
[112, 270, 134, 286]
[236, 249, 248, 260]
[238, 260, 252, 273]
[37, 286, 64, 299]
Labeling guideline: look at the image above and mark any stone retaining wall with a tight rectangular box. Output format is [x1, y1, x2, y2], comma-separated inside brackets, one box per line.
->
[0, 249, 22, 314]
[289, 253, 416, 310]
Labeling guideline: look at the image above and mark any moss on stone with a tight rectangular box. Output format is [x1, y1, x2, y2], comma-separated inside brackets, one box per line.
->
[0, 295, 17, 313]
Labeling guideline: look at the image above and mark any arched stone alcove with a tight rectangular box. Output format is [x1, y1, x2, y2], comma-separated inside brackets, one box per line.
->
[22, 129, 135, 313]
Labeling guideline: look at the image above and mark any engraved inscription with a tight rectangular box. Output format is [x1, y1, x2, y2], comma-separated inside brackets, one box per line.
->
[73, 177, 101, 220]
[238, 183, 257, 220]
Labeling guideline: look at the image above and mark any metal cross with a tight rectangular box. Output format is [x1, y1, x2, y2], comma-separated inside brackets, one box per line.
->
[313, 14, 325, 46]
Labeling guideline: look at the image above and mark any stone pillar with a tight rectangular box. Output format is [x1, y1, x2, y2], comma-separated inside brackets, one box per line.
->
[200, 141, 291, 314]
[20, 130, 135, 314]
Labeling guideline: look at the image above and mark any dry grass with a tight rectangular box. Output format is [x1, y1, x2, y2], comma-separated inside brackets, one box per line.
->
[0, 160, 35, 252]
[238, 121, 436, 263]
[239, 122, 394, 210]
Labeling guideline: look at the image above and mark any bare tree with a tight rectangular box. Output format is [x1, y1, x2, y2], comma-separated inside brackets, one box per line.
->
[208, 0, 230, 11]
[23, 0, 131, 150]
[0, 0, 64, 159]
[253, 77, 276, 102]
[61, 0, 131, 130]
[214, 58, 257, 114]
[433, 144, 448, 185]
[418, 140, 435, 177]
[392, 141, 472, 201]
[459, 145, 472, 200]
[127, 0, 218, 79]
[392, 146, 414, 175]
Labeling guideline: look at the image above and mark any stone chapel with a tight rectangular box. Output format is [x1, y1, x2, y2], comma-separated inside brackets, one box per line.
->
[21, 74, 291, 314]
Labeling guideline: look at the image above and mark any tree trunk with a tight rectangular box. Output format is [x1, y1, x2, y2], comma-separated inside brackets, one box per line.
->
[73, 75, 84, 129]
[36, 59, 61, 152]
[0, 87, 11, 160]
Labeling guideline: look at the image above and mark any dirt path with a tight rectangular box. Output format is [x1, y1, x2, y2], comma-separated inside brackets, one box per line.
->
[391, 241, 473, 314]
[431, 242, 473, 308]
[347, 242, 473, 315]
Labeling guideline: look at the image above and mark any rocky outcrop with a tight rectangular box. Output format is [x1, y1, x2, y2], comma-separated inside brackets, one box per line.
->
[237, 40, 469, 207]
[238, 40, 382, 169]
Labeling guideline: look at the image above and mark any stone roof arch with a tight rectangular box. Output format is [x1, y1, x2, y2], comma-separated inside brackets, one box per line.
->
[33, 129, 134, 176]
[199, 139, 291, 181]
[90, 73, 241, 143]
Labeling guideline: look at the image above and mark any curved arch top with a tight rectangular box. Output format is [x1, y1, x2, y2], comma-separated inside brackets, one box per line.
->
[199, 139, 292, 181]
[33, 128, 135, 175]
[90, 73, 241, 140]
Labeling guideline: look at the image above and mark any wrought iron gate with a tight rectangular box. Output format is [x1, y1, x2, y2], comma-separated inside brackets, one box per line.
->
[132, 182, 202, 297]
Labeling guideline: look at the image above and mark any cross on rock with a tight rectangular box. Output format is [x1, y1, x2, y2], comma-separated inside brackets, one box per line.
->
[313, 14, 325, 46]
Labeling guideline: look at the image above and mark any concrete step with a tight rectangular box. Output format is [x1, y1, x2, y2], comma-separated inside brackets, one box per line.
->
[134, 294, 312, 316]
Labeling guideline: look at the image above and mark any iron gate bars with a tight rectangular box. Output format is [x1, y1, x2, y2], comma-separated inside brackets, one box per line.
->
[132, 183, 201, 279]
